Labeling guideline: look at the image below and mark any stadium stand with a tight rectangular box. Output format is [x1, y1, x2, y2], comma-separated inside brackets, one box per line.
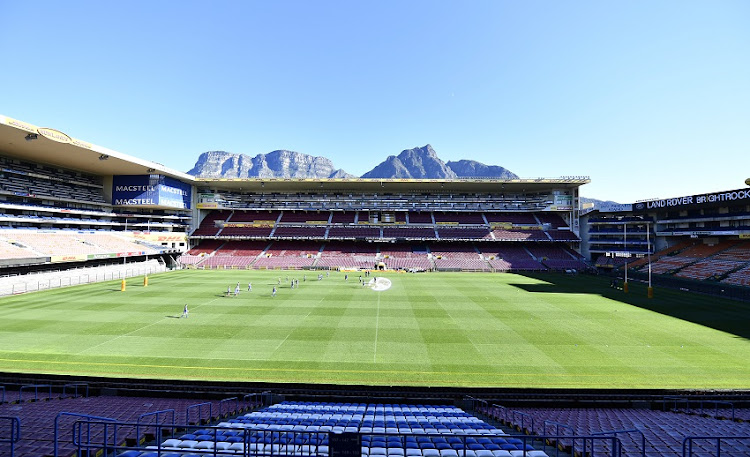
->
[484, 404, 750, 457]
[0, 385, 250, 457]
[431, 243, 489, 271]
[483, 245, 545, 271]
[191, 211, 231, 237]
[9, 114, 750, 457]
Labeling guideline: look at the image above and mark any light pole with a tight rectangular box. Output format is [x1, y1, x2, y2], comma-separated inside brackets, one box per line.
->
[623, 221, 628, 293]
[647, 221, 653, 298]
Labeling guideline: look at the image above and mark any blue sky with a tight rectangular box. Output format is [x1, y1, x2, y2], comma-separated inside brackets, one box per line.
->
[1, 1, 748, 203]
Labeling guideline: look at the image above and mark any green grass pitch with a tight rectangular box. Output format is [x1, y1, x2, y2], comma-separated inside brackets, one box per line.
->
[0, 269, 748, 389]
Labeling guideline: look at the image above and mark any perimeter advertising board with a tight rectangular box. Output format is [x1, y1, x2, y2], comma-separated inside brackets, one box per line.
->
[112, 175, 191, 209]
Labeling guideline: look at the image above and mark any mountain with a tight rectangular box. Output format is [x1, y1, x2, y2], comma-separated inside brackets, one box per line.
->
[446, 159, 517, 179]
[361, 145, 457, 179]
[187, 144, 518, 180]
[579, 196, 625, 212]
[187, 150, 353, 179]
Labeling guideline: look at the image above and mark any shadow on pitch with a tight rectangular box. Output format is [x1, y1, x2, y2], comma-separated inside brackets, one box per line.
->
[512, 272, 750, 340]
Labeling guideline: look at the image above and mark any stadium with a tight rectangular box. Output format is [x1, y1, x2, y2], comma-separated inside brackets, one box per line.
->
[0, 114, 748, 457]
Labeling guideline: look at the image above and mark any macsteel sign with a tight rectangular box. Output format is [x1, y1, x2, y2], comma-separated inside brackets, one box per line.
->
[112, 175, 191, 209]
[633, 188, 750, 212]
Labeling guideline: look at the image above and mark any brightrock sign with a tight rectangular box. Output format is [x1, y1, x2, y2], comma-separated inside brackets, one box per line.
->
[633, 188, 750, 212]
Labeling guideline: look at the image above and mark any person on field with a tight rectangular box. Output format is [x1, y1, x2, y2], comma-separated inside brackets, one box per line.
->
[248, 282, 252, 292]
[272, 287, 277, 297]
[183, 304, 189, 318]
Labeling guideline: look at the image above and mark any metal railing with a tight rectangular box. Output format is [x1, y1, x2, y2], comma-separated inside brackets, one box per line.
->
[542, 420, 576, 457]
[2, 262, 166, 296]
[592, 428, 646, 457]
[61, 382, 89, 399]
[0, 416, 20, 457]
[219, 396, 241, 418]
[18, 384, 53, 403]
[136, 409, 176, 445]
[53, 412, 116, 457]
[61, 421, 625, 457]
[187, 401, 214, 425]
[663, 396, 736, 421]
[509, 410, 534, 434]
[683, 435, 750, 457]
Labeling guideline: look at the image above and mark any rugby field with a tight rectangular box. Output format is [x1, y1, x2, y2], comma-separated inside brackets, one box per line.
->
[0, 269, 748, 389]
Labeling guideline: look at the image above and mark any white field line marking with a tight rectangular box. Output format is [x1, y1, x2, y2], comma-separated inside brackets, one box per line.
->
[374, 292, 381, 363]
[441, 298, 484, 356]
[274, 311, 311, 351]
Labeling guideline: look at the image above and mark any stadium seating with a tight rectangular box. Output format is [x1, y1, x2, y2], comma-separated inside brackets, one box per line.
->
[436, 227, 491, 240]
[252, 241, 321, 269]
[433, 212, 485, 225]
[186, 240, 224, 256]
[160, 402, 538, 457]
[483, 245, 545, 271]
[0, 229, 163, 257]
[0, 385, 249, 457]
[534, 212, 567, 228]
[191, 211, 231, 236]
[486, 405, 750, 457]
[229, 210, 281, 223]
[430, 243, 488, 271]
[722, 265, 750, 286]
[182, 207, 585, 273]
[330, 211, 357, 224]
[407, 212, 434, 224]
[215, 240, 268, 256]
[484, 213, 538, 225]
[317, 241, 378, 269]
[280, 211, 331, 223]
[382, 227, 438, 239]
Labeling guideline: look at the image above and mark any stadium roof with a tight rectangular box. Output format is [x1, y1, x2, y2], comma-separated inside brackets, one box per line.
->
[0, 114, 589, 194]
[0, 115, 192, 181]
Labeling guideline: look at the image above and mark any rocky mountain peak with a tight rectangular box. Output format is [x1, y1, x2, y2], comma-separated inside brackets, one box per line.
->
[188, 145, 518, 180]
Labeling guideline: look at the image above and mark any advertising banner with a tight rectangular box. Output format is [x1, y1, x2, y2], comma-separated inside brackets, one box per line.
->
[112, 175, 192, 208]
[132, 232, 187, 243]
[112, 175, 158, 206]
[633, 188, 750, 212]
[51, 254, 88, 263]
[158, 175, 192, 209]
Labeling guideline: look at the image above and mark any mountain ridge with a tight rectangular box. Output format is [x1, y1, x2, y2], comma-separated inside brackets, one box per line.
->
[188, 144, 519, 180]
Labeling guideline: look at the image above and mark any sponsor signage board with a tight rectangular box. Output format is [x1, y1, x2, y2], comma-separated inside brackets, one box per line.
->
[132, 232, 187, 243]
[633, 188, 750, 212]
[158, 175, 192, 209]
[37, 127, 72, 144]
[113, 175, 158, 206]
[599, 203, 633, 212]
[551, 195, 573, 210]
[112, 175, 191, 209]
[51, 254, 87, 263]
